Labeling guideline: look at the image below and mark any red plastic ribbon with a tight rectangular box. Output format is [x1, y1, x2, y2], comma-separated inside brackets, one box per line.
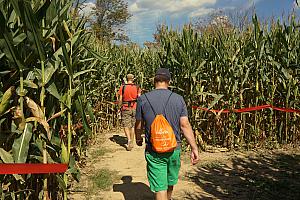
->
[192, 104, 300, 114]
[272, 107, 300, 113]
[0, 163, 68, 174]
[114, 101, 300, 114]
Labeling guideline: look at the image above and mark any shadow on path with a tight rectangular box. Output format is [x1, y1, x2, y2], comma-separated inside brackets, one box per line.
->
[184, 152, 300, 200]
[113, 176, 154, 200]
[110, 134, 127, 149]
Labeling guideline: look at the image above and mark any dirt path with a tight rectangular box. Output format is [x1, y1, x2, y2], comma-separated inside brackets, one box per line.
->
[70, 129, 211, 199]
[70, 129, 300, 200]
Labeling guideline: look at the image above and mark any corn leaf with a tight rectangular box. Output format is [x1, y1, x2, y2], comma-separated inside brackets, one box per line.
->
[12, 123, 33, 163]
[0, 148, 14, 163]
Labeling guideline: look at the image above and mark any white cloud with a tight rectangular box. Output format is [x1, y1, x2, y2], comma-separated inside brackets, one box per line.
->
[126, 9, 162, 42]
[126, 0, 219, 44]
[79, 2, 96, 16]
[129, 2, 148, 13]
[189, 7, 215, 18]
[129, 0, 217, 15]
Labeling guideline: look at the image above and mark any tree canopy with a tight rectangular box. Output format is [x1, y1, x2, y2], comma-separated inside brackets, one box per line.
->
[91, 0, 131, 42]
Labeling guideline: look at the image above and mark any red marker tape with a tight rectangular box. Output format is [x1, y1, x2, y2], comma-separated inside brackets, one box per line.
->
[0, 163, 68, 174]
[192, 104, 300, 114]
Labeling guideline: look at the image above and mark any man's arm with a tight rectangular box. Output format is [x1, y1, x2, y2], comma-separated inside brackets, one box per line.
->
[117, 86, 123, 107]
[135, 120, 143, 146]
[180, 116, 199, 165]
[118, 95, 123, 107]
[135, 96, 143, 146]
[137, 87, 142, 97]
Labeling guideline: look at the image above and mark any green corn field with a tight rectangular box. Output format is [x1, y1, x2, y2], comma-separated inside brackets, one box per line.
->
[0, 0, 300, 199]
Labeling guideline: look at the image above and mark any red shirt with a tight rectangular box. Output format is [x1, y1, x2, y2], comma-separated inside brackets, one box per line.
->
[118, 84, 141, 110]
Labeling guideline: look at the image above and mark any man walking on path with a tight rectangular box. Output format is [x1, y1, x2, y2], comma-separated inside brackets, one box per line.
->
[118, 74, 141, 151]
[135, 68, 199, 200]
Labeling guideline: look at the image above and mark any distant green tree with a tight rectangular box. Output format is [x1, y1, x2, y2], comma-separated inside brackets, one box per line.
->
[91, 0, 131, 42]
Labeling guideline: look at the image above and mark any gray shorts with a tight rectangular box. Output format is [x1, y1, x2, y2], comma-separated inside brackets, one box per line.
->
[121, 109, 136, 128]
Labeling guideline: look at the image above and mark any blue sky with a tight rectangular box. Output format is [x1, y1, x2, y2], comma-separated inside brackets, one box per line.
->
[83, 0, 300, 45]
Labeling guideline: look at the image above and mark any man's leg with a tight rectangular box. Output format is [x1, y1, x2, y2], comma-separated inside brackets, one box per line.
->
[156, 191, 168, 200]
[145, 152, 168, 199]
[128, 127, 135, 147]
[167, 186, 173, 200]
[122, 110, 133, 150]
[127, 110, 136, 150]
[124, 127, 131, 142]
[166, 150, 181, 200]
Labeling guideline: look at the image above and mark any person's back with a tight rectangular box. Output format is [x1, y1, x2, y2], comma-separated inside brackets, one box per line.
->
[117, 74, 141, 151]
[135, 68, 199, 200]
[119, 84, 139, 110]
[136, 89, 187, 151]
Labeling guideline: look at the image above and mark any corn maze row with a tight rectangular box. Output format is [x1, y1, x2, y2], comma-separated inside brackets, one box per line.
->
[1, 0, 300, 199]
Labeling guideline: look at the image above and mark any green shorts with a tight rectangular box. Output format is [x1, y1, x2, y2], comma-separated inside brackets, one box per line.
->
[145, 149, 181, 192]
[121, 109, 136, 128]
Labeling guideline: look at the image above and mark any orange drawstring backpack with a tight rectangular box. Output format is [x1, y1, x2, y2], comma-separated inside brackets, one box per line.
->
[145, 93, 177, 153]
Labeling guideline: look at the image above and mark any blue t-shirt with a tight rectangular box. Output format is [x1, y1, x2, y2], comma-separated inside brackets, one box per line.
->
[135, 89, 188, 149]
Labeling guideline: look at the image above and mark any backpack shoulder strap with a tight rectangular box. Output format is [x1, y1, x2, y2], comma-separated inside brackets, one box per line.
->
[122, 84, 126, 98]
[145, 92, 173, 116]
[163, 92, 173, 116]
[144, 94, 157, 116]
